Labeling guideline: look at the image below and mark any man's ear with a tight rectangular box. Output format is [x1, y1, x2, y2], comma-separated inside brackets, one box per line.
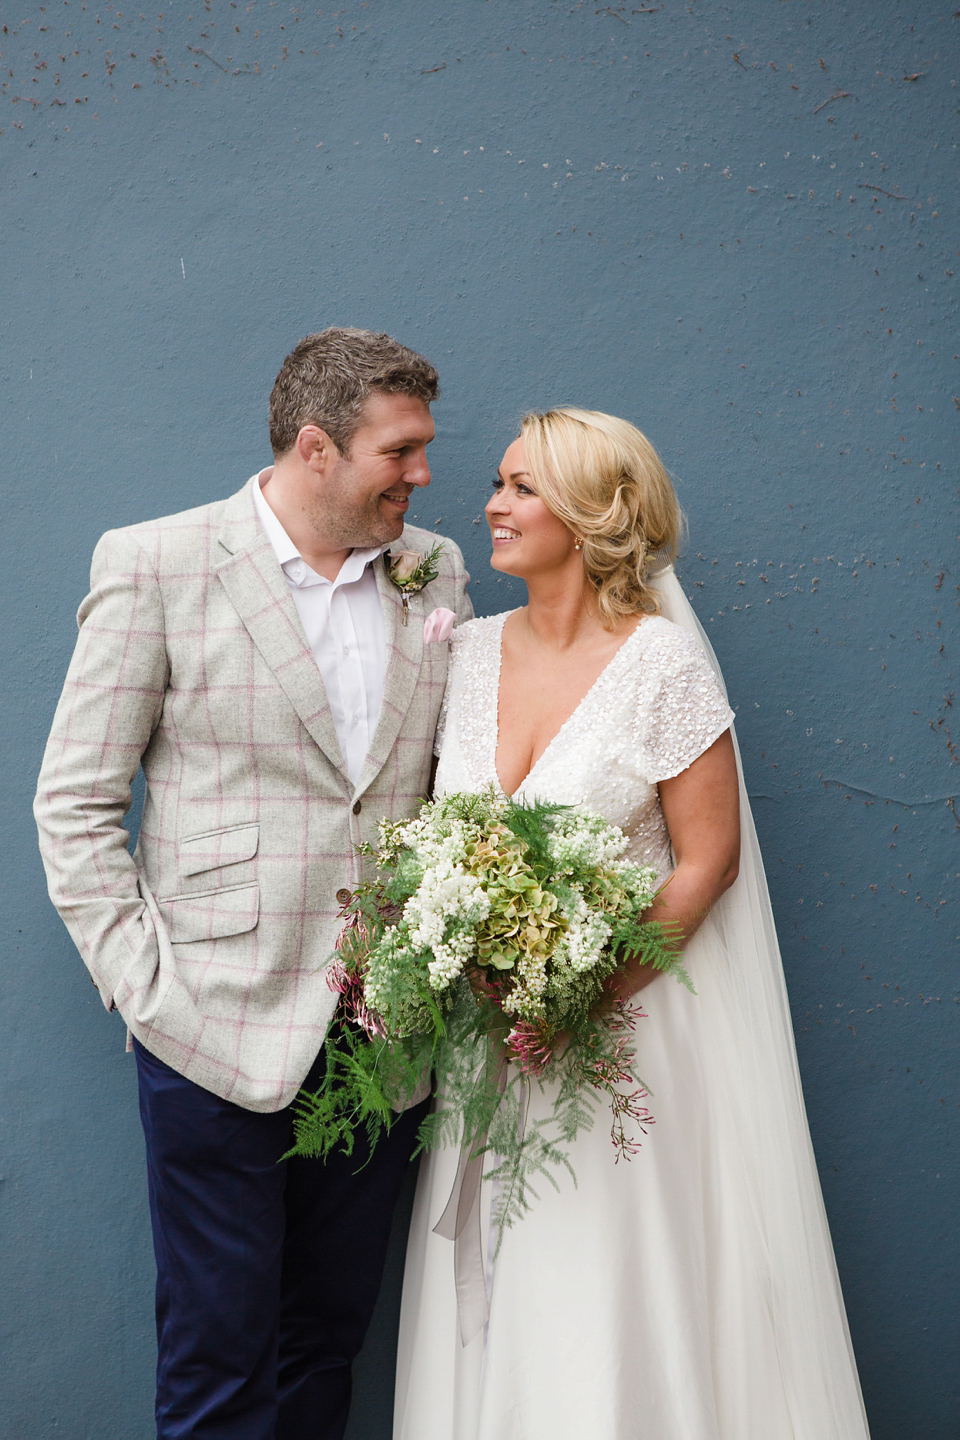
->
[295, 424, 340, 474]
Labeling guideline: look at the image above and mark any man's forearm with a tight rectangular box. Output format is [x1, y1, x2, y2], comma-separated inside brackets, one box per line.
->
[35, 528, 169, 1006]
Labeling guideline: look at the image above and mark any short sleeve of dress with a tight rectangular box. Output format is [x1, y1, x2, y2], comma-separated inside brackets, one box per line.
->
[637, 626, 735, 783]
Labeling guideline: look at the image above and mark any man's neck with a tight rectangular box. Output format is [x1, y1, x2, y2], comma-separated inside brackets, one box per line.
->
[258, 464, 352, 582]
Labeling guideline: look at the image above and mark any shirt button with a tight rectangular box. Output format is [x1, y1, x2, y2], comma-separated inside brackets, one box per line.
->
[336, 888, 352, 906]
[352, 800, 362, 815]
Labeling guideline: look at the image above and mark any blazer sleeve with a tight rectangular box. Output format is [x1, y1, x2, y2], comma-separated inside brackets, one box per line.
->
[449, 538, 474, 627]
[34, 528, 170, 1011]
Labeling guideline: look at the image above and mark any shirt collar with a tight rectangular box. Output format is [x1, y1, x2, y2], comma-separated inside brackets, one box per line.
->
[250, 471, 388, 589]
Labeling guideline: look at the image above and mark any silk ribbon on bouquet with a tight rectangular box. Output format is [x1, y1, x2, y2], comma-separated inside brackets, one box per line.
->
[432, 1048, 514, 1346]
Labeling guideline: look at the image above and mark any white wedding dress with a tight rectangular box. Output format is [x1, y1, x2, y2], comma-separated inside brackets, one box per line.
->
[394, 576, 870, 1440]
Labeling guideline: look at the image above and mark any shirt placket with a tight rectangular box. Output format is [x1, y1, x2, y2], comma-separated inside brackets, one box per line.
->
[329, 579, 369, 779]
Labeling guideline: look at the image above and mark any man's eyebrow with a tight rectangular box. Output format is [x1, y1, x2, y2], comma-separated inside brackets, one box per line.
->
[379, 432, 434, 449]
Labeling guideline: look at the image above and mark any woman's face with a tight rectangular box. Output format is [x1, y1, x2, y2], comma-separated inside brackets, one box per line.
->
[486, 438, 579, 580]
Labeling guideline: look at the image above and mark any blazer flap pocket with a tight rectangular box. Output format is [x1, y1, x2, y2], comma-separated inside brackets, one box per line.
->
[179, 823, 260, 878]
[161, 882, 260, 943]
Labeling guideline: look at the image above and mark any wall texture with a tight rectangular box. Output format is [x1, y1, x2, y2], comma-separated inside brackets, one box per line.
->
[1, 3, 956, 1436]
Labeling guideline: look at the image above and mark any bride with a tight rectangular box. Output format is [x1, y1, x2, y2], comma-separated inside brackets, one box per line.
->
[394, 408, 870, 1439]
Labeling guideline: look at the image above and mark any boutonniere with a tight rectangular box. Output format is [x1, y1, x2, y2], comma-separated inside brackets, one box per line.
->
[385, 543, 443, 625]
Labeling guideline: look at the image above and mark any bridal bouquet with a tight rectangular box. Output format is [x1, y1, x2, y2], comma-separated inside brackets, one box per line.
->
[290, 790, 690, 1235]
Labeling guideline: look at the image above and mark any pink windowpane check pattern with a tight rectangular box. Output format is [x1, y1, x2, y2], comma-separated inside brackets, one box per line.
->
[35, 483, 472, 1111]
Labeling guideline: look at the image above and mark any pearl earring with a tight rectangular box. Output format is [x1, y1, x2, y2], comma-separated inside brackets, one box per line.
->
[574, 537, 583, 551]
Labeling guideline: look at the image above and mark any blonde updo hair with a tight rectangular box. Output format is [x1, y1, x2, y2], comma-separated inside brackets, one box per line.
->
[519, 407, 684, 628]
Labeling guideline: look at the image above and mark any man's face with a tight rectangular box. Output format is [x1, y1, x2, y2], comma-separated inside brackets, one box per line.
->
[315, 391, 434, 549]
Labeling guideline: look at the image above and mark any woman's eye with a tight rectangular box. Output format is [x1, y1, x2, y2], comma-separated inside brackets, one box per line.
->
[491, 477, 504, 490]
[515, 483, 533, 495]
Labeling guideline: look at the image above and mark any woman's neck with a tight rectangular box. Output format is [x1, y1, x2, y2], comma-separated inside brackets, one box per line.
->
[516, 574, 612, 651]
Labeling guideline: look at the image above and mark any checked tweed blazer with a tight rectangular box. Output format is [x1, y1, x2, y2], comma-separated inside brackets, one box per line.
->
[35, 482, 472, 1111]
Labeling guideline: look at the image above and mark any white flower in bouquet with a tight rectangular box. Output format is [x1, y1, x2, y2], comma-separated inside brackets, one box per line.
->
[291, 790, 692, 1238]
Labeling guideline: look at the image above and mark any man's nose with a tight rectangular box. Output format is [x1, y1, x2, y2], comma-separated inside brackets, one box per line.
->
[406, 448, 431, 488]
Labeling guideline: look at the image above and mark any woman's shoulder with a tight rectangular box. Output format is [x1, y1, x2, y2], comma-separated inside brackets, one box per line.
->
[450, 610, 512, 654]
[456, 609, 514, 634]
[633, 614, 706, 670]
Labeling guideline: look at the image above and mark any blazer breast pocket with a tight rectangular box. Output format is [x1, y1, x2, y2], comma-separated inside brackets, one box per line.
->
[159, 881, 260, 944]
[178, 822, 260, 878]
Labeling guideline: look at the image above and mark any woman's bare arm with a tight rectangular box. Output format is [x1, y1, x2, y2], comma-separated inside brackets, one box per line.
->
[607, 729, 741, 1003]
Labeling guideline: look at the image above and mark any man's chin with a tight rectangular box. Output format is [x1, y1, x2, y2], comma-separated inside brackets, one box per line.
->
[343, 513, 405, 550]
[378, 510, 408, 543]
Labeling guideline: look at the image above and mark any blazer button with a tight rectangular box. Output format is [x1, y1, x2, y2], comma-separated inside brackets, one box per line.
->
[336, 888, 352, 906]
[352, 800, 362, 815]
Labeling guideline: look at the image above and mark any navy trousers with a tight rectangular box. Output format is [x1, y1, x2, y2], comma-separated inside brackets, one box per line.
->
[134, 1038, 427, 1440]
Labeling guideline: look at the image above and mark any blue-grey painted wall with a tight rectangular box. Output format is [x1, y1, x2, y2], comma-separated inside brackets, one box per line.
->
[2, 2, 956, 1435]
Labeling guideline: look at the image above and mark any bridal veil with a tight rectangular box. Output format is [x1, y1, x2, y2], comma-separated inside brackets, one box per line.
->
[649, 562, 869, 1437]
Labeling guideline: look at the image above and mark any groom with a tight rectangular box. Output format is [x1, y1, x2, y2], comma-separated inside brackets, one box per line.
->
[34, 328, 471, 1439]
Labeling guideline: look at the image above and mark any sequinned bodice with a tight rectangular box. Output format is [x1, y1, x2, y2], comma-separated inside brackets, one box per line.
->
[434, 612, 734, 884]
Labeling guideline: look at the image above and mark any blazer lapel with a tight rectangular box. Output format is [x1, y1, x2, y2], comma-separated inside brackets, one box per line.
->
[215, 485, 349, 781]
[354, 551, 425, 795]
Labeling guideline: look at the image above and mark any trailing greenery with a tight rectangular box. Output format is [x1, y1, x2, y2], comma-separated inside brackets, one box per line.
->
[288, 790, 689, 1240]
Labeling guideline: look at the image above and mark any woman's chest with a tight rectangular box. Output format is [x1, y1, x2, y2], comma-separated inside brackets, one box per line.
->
[495, 622, 650, 790]
[451, 645, 668, 869]
[515, 709, 672, 878]
[495, 653, 616, 798]
[513, 706, 665, 856]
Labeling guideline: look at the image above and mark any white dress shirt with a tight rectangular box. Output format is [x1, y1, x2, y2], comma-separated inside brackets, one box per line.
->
[251, 471, 387, 786]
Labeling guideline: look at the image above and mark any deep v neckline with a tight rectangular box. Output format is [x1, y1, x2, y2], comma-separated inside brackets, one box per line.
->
[492, 612, 649, 798]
